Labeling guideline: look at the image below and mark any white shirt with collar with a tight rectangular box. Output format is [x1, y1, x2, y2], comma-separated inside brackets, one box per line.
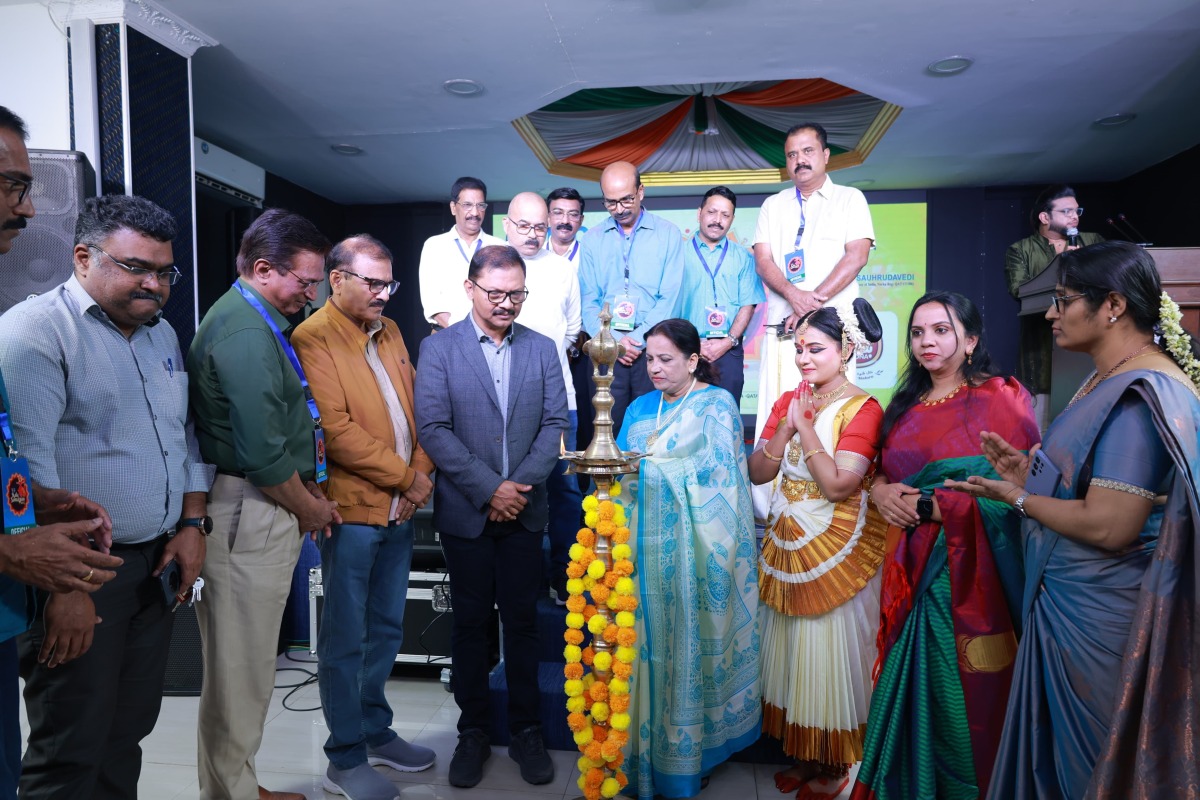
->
[514, 247, 581, 411]
[753, 176, 875, 324]
[545, 236, 581, 267]
[418, 226, 505, 325]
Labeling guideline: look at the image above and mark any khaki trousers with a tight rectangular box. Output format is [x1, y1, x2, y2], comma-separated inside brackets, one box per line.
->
[196, 474, 302, 800]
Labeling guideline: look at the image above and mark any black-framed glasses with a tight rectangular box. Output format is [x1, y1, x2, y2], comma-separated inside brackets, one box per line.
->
[549, 209, 582, 220]
[1052, 207, 1084, 217]
[509, 220, 548, 236]
[89, 245, 182, 285]
[280, 264, 323, 291]
[0, 171, 31, 205]
[470, 280, 529, 305]
[338, 268, 399, 295]
[454, 200, 488, 212]
[602, 194, 638, 210]
[1050, 293, 1087, 313]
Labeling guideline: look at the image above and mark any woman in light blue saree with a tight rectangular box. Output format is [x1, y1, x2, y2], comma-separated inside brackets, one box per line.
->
[616, 319, 760, 799]
[949, 242, 1200, 800]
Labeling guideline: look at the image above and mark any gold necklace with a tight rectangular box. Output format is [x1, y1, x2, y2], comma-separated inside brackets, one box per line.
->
[812, 379, 849, 401]
[647, 377, 697, 447]
[1066, 345, 1159, 409]
[786, 383, 849, 464]
[920, 380, 968, 406]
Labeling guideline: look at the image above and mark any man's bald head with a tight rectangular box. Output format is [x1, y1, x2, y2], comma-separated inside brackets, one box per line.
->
[599, 161, 643, 230]
[503, 192, 549, 258]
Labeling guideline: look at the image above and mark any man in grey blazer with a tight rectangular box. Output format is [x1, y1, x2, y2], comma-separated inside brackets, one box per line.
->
[414, 245, 567, 790]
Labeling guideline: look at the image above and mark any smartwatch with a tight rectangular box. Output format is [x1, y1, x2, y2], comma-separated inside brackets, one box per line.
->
[916, 489, 935, 522]
[177, 516, 214, 536]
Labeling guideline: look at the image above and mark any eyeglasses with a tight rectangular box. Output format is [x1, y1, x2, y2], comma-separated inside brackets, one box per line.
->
[338, 268, 399, 295]
[1052, 207, 1084, 217]
[281, 264, 324, 291]
[470, 280, 529, 305]
[1050, 293, 1087, 313]
[509, 220, 548, 236]
[454, 201, 488, 212]
[602, 194, 638, 210]
[549, 209, 582, 220]
[89, 246, 182, 285]
[0, 171, 31, 205]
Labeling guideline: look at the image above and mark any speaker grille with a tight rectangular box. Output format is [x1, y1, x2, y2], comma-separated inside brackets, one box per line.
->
[0, 150, 94, 313]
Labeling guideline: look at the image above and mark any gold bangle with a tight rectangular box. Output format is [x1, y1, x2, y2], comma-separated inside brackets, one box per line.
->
[803, 448, 824, 462]
[761, 447, 783, 462]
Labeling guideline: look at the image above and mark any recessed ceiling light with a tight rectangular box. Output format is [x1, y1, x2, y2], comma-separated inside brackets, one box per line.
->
[330, 143, 363, 156]
[848, 179, 875, 188]
[926, 56, 974, 76]
[1092, 112, 1136, 128]
[444, 79, 485, 97]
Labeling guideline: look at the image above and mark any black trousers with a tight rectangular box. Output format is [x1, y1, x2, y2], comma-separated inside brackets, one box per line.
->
[609, 355, 655, 437]
[440, 521, 543, 735]
[18, 536, 172, 800]
[710, 343, 746, 407]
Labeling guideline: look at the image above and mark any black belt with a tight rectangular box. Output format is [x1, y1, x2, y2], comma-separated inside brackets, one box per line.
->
[216, 468, 245, 478]
[110, 532, 170, 550]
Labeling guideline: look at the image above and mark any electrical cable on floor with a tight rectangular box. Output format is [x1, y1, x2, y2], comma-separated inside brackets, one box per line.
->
[276, 649, 321, 712]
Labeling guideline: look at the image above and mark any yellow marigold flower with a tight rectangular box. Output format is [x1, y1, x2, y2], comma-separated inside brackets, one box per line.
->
[612, 544, 632, 560]
[576, 755, 593, 774]
[601, 776, 621, 798]
[564, 679, 584, 696]
[582, 495, 599, 512]
[614, 577, 634, 596]
[568, 543, 586, 562]
[586, 613, 606, 635]
[615, 610, 636, 628]
[573, 726, 594, 746]
[609, 482, 623, 497]
[566, 578, 585, 596]
[591, 701, 610, 722]
[566, 695, 586, 713]
[613, 509, 627, 526]
[565, 612, 585, 630]
[586, 559, 607, 580]
[582, 575, 597, 590]
[564, 644, 582, 663]
[608, 677, 629, 695]
[584, 511, 599, 528]
[592, 651, 613, 672]
[609, 712, 631, 731]
[615, 646, 636, 663]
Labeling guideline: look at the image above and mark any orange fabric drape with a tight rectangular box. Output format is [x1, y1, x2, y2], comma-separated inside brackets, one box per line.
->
[720, 79, 855, 107]
[562, 98, 694, 169]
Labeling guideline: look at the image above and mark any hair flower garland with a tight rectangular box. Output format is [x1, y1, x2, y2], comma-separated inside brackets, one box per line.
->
[1159, 291, 1200, 388]
[563, 482, 637, 800]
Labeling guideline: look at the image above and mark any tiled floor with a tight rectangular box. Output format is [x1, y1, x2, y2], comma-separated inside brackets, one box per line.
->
[20, 652, 855, 799]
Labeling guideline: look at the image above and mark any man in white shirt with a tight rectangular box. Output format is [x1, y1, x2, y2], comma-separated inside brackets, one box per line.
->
[418, 177, 504, 330]
[544, 187, 585, 267]
[752, 122, 874, 515]
[504, 192, 582, 604]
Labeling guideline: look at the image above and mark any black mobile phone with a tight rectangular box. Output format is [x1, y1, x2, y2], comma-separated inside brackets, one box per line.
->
[158, 559, 182, 608]
[1026, 449, 1063, 497]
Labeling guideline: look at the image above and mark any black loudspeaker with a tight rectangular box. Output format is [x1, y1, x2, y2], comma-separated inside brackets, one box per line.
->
[163, 601, 204, 696]
[0, 150, 95, 313]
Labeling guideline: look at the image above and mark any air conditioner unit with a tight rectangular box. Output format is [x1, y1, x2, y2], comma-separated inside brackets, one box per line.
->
[194, 138, 265, 206]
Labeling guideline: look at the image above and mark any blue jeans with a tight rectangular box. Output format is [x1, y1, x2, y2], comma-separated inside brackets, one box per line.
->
[546, 410, 582, 572]
[318, 521, 414, 769]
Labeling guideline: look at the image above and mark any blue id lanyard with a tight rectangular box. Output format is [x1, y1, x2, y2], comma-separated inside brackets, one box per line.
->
[620, 209, 645, 293]
[454, 238, 482, 264]
[692, 236, 729, 301]
[233, 281, 328, 482]
[0, 387, 36, 534]
[794, 189, 807, 247]
[547, 238, 579, 262]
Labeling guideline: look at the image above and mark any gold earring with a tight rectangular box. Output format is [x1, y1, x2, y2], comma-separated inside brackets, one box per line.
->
[967, 350, 973, 365]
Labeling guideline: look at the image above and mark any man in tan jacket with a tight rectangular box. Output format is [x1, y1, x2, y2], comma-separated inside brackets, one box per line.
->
[293, 234, 436, 800]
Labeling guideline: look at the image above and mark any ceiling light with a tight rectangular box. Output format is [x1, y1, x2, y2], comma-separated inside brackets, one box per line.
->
[330, 143, 363, 156]
[444, 79, 484, 97]
[926, 56, 973, 76]
[848, 179, 875, 188]
[1092, 112, 1136, 128]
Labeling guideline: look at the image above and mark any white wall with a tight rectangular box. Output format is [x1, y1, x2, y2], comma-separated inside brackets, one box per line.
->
[2, 3, 72, 149]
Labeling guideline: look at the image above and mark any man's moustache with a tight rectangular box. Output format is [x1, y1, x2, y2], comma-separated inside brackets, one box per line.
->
[369, 300, 386, 308]
[1, 218, 27, 232]
[131, 292, 163, 304]
[794, 164, 811, 173]
[556, 224, 573, 231]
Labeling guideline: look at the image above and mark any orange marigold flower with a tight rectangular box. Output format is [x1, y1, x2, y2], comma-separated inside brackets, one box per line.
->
[589, 681, 609, 702]
[614, 596, 638, 612]
[603, 572, 620, 589]
[598, 501, 615, 520]
[617, 628, 637, 647]
[596, 521, 616, 536]
[581, 646, 595, 666]
[583, 603, 598, 619]
[612, 661, 632, 679]
[566, 595, 587, 613]
[585, 766, 605, 788]
[564, 629, 584, 646]
[584, 743, 604, 764]
[564, 662, 584, 680]
[603, 624, 619, 644]
[608, 729, 629, 747]
[567, 712, 588, 732]
[566, 562, 586, 579]
[612, 559, 634, 576]
[601, 739, 623, 762]
[612, 527, 631, 544]
[591, 584, 611, 604]
[592, 724, 609, 742]
[577, 529, 596, 548]
[616, 770, 629, 788]
[610, 694, 630, 713]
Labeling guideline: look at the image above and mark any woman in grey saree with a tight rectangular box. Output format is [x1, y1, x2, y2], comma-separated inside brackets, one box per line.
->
[949, 242, 1200, 799]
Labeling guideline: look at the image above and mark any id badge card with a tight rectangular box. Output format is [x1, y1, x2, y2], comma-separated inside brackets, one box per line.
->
[313, 428, 328, 484]
[704, 305, 730, 338]
[784, 248, 806, 285]
[2, 454, 36, 535]
[612, 294, 638, 332]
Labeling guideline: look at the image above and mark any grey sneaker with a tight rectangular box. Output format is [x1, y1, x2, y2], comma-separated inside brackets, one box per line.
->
[366, 735, 435, 772]
[448, 728, 491, 788]
[323, 763, 400, 800]
[508, 725, 555, 785]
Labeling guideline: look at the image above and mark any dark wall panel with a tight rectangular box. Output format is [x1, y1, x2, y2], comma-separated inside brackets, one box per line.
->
[94, 23, 124, 196]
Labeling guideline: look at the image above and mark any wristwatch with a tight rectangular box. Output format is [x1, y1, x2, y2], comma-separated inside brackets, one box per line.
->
[1013, 492, 1032, 519]
[916, 489, 935, 522]
[728, 335, 741, 348]
[177, 516, 214, 536]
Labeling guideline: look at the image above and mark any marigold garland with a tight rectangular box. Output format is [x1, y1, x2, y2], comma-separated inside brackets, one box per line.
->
[564, 484, 637, 800]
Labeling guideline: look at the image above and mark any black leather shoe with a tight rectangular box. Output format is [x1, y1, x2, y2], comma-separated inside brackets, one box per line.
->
[448, 728, 491, 788]
[508, 725, 555, 785]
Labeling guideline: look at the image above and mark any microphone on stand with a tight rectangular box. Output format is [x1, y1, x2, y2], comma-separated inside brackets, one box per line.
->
[1067, 227, 1079, 247]
[1116, 214, 1151, 245]
[1105, 216, 1140, 242]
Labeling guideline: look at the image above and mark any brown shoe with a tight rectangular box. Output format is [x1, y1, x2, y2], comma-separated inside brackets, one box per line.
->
[258, 786, 306, 800]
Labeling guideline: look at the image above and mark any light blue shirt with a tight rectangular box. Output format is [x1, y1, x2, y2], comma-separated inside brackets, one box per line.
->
[678, 234, 765, 336]
[579, 210, 684, 343]
[469, 314, 513, 478]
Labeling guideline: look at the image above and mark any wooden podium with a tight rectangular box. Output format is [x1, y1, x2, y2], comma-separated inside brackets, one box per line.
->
[1016, 246, 1200, 420]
